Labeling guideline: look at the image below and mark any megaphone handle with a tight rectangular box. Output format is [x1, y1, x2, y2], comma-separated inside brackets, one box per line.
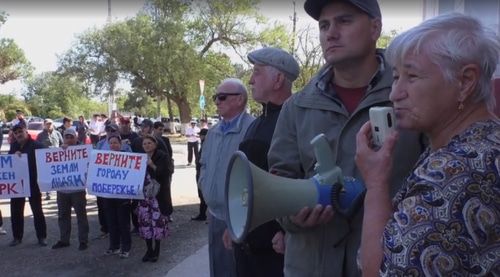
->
[310, 134, 336, 175]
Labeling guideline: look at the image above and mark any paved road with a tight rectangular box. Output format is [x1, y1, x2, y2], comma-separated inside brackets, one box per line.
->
[0, 142, 210, 277]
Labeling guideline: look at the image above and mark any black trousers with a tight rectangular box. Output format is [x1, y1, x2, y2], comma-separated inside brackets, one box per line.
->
[10, 193, 47, 240]
[197, 188, 207, 217]
[157, 176, 173, 216]
[130, 200, 139, 229]
[187, 142, 199, 164]
[90, 134, 100, 146]
[103, 198, 131, 252]
[0, 209, 3, 227]
[96, 196, 108, 233]
[195, 166, 206, 217]
[233, 243, 284, 277]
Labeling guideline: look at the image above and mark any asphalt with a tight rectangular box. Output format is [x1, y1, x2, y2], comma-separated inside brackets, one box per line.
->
[167, 244, 209, 277]
[0, 139, 211, 277]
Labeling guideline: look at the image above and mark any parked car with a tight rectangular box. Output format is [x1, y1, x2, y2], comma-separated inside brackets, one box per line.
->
[161, 117, 181, 133]
[1, 121, 9, 134]
[53, 117, 64, 129]
[26, 122, 44, 140]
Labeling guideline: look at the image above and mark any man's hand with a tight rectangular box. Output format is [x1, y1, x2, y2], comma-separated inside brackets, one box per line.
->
[222, 228, 233, 250]
[272, 231, 286, 254]
[290, 204, 334, 228]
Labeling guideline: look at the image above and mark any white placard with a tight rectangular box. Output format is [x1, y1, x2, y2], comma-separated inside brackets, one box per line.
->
[35, 145, 92, 192]
[86, 150, 147, 199]
[0, 154, 31, 199]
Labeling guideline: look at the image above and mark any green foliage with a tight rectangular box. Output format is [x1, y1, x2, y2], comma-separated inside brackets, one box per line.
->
[58, 27, 120, 99]
[0, 12, 32, 84]
[0, 94, 29, 121]
[23, 72, 105, 119]
[0, 11, 6, 27]
[53, 0, 325, 122]
[377, 30, 398, 49]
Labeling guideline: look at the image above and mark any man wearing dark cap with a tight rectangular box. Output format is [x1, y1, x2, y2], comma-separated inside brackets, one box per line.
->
[267, 1, 423, 276]
[8, 110, 27, 144]
[96, 123, 132, 151]
[222, 47, 299, 277]
[8, 123, 47, 247]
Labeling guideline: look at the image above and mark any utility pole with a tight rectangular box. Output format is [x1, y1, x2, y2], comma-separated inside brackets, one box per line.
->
[290, 1, 297, 57]
[107, 0, 115, 117]
[107, 0, 112, 24]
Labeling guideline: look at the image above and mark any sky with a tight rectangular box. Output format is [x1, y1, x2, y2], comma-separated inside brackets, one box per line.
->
[0, 0, 423, 96]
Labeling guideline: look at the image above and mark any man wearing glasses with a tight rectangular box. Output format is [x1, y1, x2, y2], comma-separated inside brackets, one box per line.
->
[199, 78, 254, 277]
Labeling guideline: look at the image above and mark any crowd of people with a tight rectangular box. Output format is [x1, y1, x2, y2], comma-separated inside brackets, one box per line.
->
[1, 0, 499, 275]
[0, 109, 192, 263]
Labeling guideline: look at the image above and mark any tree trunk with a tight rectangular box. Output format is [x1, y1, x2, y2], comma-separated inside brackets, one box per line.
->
[166, 95, 173, 120]
[173, 96, 191, 135]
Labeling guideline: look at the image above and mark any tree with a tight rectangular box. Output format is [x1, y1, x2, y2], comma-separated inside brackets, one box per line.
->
[58, 27, 121, 102]
[23, 72, 106, 119]
[0, 12, 32, 84]
[56, 0, 302, 123]
[377, 30, 398, 49]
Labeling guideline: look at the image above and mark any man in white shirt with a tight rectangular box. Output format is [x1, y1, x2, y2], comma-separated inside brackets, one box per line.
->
[185, 120, 200, 166]
[88, 114, 104, 146]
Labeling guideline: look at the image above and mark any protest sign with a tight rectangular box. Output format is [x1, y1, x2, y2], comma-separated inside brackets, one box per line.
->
[36, 145, 92, 192]
[86, 150, 147, 199]
[0, 154, 31, 199]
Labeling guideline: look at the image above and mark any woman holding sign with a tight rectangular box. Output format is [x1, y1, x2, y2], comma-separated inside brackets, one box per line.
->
[103, 135, 132, 259]
[137, 134, 170, 262]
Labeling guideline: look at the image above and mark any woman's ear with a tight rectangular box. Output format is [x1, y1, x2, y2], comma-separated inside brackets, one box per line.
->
[458, 64, 480, 101]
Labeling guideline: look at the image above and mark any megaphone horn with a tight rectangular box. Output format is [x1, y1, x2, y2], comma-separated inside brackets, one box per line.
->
[224, 134, 366, 243]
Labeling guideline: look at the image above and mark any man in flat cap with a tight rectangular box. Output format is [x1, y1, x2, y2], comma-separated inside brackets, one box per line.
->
[267, 0, 423, 276]
[222, 47, 299, 277]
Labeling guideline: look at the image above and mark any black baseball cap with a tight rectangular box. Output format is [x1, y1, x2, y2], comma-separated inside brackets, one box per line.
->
[141, 119, 154, 128]
[304, 0, 381, 20]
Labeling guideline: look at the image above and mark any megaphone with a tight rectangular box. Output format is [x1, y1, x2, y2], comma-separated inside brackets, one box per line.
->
[225, 134, 366, 243]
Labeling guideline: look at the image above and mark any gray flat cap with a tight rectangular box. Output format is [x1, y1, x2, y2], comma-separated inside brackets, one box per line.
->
[304, 0, 381, 21]
[248, 47, 300, 81]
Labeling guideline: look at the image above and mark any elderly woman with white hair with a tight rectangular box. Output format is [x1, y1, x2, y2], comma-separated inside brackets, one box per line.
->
[355, 13, 500, 276]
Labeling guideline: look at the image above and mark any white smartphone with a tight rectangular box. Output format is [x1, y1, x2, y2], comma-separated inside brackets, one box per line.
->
[369, 107, 395, 147]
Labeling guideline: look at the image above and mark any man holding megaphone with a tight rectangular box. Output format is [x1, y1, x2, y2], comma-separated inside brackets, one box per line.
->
[265, 0, 425, 276]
